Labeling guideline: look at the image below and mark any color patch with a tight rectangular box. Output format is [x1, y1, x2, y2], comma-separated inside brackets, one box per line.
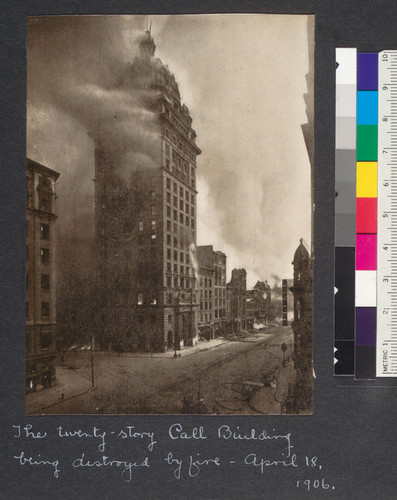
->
[335, 308, 355, 340]
[336, 84, 357, 117]
[357, 53, 378, 90]
[336, 48, 357, 84]
[355, 270, 376, 306]
[335, 247, 355, 344]
[335, 182, 356, 214]
[356, 234, 377, 270]
[334, 340, 354, 375]
[355, 346, 376, 379]
[336, 117, 356, 150]
[356, 197, 377, 233]
[356, 162, 377, 197]
[357, 125, 378, 161]
[335, 213, 356, 246]
[357, 91, 378, 125]
[355, 307, 376, 345]
[336, 150, 357, 183]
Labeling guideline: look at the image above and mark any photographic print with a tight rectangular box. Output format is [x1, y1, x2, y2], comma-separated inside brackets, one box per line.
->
[26, 14, 314, 415]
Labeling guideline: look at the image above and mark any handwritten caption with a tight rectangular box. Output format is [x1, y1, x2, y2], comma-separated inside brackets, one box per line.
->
[11, 423, 335, 491]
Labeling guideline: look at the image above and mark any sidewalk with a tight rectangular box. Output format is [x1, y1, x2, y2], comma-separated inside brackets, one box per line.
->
[26, 364, 94, 415]
[90, 336, 232, 359]
[25, 337, 232, 414]
[249, 361, 296, 414]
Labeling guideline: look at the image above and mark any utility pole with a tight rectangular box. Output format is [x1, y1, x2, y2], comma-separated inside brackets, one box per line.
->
[90, 334, 95, 388]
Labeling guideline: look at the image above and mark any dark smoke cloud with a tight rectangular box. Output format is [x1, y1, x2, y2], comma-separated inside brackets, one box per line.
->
[27, 16, 161, 235]
[27, 15, 313, 286]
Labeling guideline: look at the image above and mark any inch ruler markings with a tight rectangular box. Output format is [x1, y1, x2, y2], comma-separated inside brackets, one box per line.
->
[377, 50, 397, 377]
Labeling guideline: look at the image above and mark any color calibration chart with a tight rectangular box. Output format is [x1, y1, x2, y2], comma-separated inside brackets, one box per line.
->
[335, 48, 397, 380]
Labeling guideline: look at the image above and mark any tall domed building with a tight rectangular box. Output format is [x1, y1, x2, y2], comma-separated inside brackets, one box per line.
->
[94, 29, 201, 352]
[290, 238, 313, 411]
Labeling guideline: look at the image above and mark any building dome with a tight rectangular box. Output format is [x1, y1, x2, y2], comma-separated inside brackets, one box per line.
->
[293, 238, 309, 264]
[139, 30, 156, 58]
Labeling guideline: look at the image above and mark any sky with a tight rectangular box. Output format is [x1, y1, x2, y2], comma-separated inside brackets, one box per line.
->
[27, 14, 313, 288]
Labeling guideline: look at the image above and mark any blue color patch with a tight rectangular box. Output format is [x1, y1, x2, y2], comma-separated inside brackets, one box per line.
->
[357, 53, 378, 90]
[357, 91, 378, 125]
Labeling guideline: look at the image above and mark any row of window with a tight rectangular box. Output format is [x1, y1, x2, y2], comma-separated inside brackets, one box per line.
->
[166, 205, 195, 229]
[138, 219, 157, 232]
[215, 298, 227, 307]
[26, 273, 50, 290]
[164, 144, 195, 187]
[26, 246, 50, 263]
[166, 275, 192, 289]
[26, 331, 53, 352]
[200, 313, 212, 323]
[199, 310, 226, 323]
[166, 262, 192, 276]
[165, 177, 195, 204]
[166, 192, 195, 217]
[200, 289, 212, 299]
[164, 127, 195, 161]
[26, 221, 51, 240]
[166, 247, 190, 264]
[200, 277, 212, 288]
[26, 301, 50, 320]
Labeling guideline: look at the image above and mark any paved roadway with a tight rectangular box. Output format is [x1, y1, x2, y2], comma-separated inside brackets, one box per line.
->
[28, 326, 294, 415]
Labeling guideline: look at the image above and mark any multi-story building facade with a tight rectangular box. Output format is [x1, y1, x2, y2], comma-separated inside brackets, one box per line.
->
[227, 268, 247, 333]
[26, 158, 59, 392]
[94, 30, 201, 352]
[213, 250, 227, 336]
[197, 246, 214, 340]
[197, 246, 227, 340]
[290, 238, 313, 412]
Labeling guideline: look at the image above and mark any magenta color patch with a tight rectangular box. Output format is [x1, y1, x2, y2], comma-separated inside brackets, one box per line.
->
[356, 234, 377, 270]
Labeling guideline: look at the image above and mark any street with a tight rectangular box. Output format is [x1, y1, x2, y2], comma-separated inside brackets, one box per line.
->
[27, 326, 295, 415]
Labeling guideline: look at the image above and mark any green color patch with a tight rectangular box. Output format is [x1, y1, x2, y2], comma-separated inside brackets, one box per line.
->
[357, 125, 378, 161]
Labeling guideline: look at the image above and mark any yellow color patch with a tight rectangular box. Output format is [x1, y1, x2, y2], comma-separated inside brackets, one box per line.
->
[356, 162, 377, 197]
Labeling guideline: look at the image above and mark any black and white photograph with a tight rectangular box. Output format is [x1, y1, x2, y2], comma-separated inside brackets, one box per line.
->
[26, 14, 314, 415]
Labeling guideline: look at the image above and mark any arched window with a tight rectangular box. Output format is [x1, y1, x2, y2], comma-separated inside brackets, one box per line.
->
[137, 293, 143, 305]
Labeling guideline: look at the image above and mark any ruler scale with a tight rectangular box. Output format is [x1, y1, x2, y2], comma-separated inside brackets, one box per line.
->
[377, 50, 397, 377]
[335, 49, 397, 380]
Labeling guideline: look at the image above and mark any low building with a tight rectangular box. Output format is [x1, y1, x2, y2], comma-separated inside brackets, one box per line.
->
[246, 281, 271, 329]
[26, 158, 60, 392]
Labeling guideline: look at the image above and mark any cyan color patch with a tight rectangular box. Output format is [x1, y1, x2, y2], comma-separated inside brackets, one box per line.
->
[357, 91, 378, 125]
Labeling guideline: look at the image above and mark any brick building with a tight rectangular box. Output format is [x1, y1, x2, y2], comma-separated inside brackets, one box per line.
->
[26, 158, 59, 392]
[227, 268, 247, 332]
[197, 246, 227, 340]
[94, 30, 201, 352]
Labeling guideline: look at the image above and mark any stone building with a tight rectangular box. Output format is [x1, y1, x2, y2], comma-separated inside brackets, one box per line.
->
[227, 268, 247, 332]
[213, 250, 227, 336]
[94, 30, 201, 352]
[290, 238, 313, 411]
[197, 246, 214, 340]
[197, 246, 227, 340]
[26, 158, 59, 392]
